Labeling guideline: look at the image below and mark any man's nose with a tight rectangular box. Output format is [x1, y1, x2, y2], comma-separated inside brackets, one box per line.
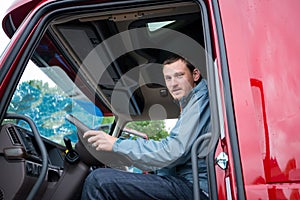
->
[170, 78, 178, 87]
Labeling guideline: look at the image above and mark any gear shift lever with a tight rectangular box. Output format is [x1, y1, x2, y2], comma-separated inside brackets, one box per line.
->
[63, 136, 80, 164]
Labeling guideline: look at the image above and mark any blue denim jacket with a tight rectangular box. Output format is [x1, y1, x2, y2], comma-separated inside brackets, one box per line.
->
[113, 79, 211, 193]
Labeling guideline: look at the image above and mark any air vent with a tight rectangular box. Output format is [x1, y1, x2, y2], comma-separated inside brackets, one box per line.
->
[7, 127, 21, 145]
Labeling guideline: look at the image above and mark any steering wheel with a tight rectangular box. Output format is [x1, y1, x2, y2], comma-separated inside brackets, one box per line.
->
[65, 114, 132, 169]
[5, 113, 48, 200]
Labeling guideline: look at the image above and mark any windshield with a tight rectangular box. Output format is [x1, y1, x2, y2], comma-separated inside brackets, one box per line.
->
[6, 61, 114, 145]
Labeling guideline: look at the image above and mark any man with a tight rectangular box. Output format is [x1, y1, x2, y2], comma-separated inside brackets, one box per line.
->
[81, 55, 211, 199]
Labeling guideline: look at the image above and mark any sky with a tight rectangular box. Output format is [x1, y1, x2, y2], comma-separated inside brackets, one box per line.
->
[0, 2, 13, 54]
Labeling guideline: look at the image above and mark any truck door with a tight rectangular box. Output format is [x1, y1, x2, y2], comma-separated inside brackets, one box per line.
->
[215, 0, 300, 199]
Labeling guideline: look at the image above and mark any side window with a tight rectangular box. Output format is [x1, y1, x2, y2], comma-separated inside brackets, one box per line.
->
[122, 119, 177, 141]
[122, 118, 177, 174]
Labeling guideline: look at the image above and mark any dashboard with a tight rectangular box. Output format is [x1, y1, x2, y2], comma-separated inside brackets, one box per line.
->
[1, 123, 65, 169]
[0, 123, 89, 200]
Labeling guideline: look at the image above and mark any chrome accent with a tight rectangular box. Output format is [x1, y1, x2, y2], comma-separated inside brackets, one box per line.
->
[216, 151, 228, 170]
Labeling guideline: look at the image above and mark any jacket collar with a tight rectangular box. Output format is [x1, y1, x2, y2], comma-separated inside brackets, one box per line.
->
[178, 79, 206, 109]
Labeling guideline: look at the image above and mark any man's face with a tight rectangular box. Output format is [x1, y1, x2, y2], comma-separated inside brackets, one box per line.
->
[163, 59, 199, 100]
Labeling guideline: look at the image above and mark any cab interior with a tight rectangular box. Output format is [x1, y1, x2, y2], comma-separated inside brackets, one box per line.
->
[0, 1, 214, 199]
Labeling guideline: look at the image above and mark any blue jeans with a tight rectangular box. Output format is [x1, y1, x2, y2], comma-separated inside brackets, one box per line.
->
[81, 168, 209, 200]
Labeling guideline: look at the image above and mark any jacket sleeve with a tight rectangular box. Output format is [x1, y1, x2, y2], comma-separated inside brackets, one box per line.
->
[112, 88, 210, 171]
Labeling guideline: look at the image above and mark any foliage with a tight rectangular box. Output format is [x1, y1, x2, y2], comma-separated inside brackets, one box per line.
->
[126, 120, 169, 141]
[101, 116, 115, 125]
[7, 80, 103, 144]
[7, 79, 170, 144]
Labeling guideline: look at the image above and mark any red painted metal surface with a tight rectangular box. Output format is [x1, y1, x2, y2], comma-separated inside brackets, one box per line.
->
[2, 0, 49, 37]
[218, 0, 300, 199]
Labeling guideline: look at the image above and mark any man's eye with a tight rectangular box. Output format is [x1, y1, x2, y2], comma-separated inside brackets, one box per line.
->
[176, 73, 184, 78]
[165, 77, 171, 81]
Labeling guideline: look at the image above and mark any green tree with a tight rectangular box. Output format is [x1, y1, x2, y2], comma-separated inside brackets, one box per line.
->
[28, 79, 65, 96]
[126, 120, 169, 141]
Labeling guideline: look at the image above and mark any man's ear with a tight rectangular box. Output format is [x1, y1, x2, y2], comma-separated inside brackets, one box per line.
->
[192, 68, 201, 82]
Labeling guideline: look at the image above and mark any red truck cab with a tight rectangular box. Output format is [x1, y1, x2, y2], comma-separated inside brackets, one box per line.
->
[1, 0, 300, 199]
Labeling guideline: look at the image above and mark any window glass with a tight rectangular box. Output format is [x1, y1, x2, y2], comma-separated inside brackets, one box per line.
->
[147, 20, 175, 31]
[6, 61, 114, 145]
[123, 119, 177, 141]
[122, 118, 177, 174]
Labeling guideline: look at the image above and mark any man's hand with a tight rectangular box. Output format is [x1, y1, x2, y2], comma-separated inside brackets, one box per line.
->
[83, 130, 117, 151]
